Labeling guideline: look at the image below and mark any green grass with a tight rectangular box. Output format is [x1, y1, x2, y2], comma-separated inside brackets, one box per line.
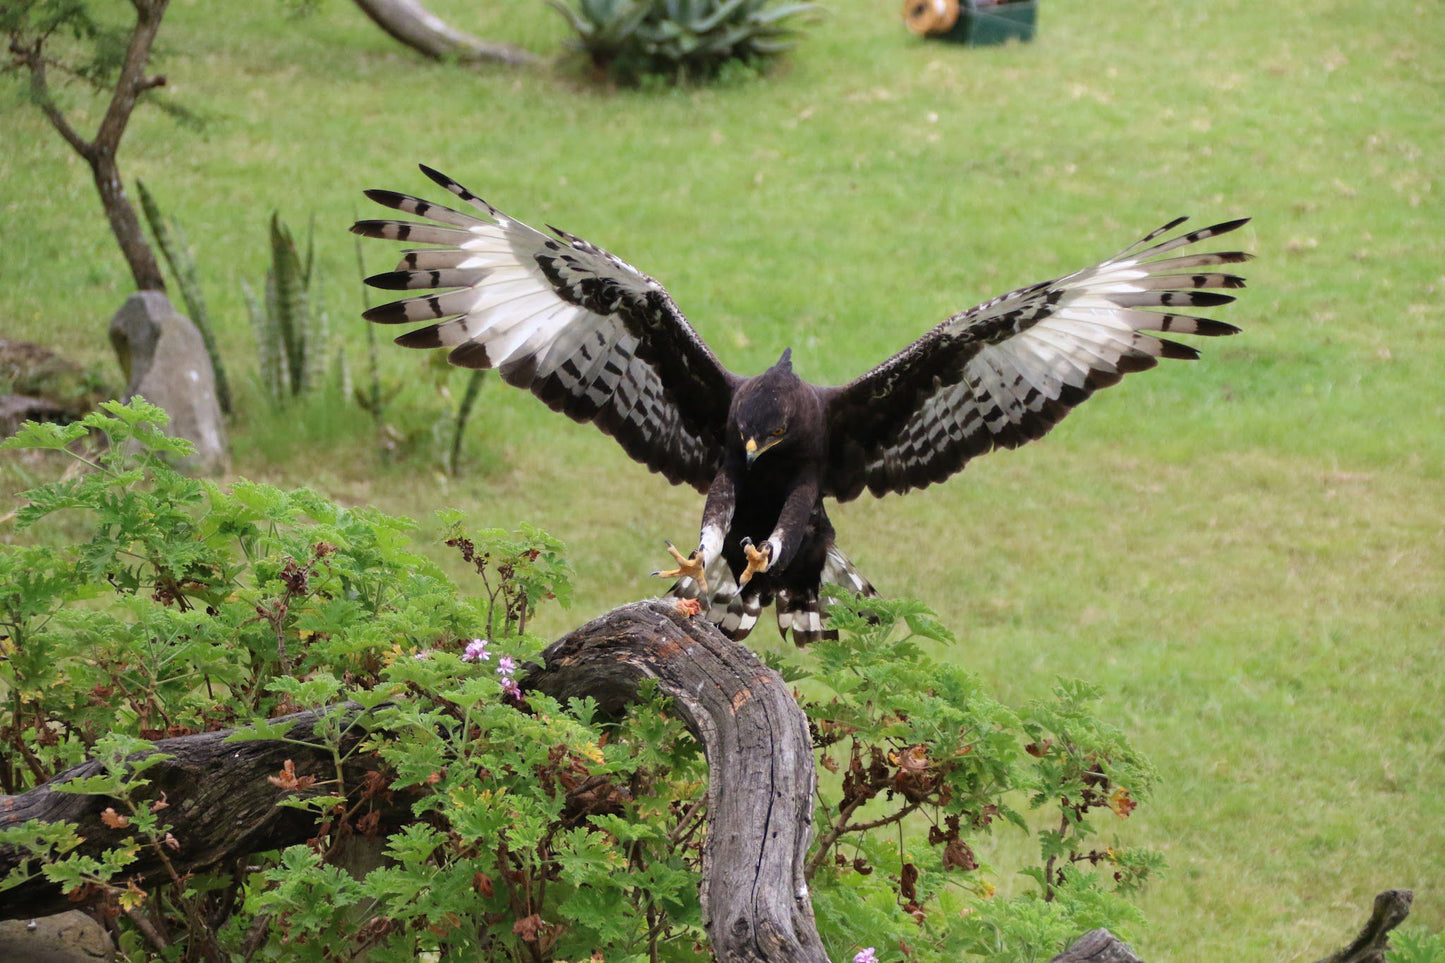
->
[3, 0, 1443, 957]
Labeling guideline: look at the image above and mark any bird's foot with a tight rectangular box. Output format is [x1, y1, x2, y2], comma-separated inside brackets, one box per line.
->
[652, 540, 707, 594]
[738, 537, 772, 588]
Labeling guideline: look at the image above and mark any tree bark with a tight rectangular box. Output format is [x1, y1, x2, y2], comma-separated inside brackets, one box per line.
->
[351, 0, 539, 67]
[90, 145, 167, 292]
[13, 0, 170, 290]
[530, 599, 827, 961]
[0, 601, 1417, 963]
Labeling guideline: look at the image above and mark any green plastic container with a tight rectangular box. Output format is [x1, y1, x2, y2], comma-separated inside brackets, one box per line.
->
[940, 0, 1038, 45]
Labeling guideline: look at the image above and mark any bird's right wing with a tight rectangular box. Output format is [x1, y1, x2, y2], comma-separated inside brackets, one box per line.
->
[352, 165, 738, 493]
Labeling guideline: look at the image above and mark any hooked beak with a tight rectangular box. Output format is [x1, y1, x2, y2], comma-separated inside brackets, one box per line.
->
[745, 436, 780, 466]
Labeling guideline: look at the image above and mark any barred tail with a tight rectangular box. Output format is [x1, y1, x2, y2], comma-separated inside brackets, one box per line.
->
[778, 546, 878, 646]
[668, 545, 876, 645]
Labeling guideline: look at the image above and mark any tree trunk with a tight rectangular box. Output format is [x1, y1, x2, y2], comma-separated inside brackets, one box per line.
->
[0, 601, 1417, 963]
[90, 146, 167, 292]
[531, 600, 827, 961]
[351, 0, 539, 66]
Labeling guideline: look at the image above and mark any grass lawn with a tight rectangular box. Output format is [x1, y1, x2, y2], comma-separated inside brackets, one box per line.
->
[3, 0, 1442, 957]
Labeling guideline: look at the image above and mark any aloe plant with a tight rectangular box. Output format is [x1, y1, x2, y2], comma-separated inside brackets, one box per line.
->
[548, 0, 821, 84]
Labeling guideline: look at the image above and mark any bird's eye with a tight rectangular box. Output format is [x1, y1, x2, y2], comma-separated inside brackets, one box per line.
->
[771, 426, 786, 437]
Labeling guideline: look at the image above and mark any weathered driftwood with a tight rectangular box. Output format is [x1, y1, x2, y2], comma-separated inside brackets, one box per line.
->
[531, 600, 826, 961]
[351, 0, 539, 66]
[0, 599, 1417, 963]
[1048, 928, 1143, 963]
[0, 702, 402, 920]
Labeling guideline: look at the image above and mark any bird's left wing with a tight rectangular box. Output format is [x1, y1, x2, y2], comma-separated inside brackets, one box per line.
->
[822, 217, 1250, 501]
[352, 166, 737, 493]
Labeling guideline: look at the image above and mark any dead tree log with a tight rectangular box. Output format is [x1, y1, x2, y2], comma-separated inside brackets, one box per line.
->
[0, 599, 1417, 962]
[1048, 928, 1143, 963]
[1313, 889, 1414, 963]
[0, 703, 405, 920]
[351, 0, 539, 66]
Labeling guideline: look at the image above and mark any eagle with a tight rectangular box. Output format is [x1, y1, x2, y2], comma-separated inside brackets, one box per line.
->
[352, 166, 1249, 644]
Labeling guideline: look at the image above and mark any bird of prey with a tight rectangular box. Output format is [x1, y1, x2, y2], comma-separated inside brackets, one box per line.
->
[352, 166, 1249, 644]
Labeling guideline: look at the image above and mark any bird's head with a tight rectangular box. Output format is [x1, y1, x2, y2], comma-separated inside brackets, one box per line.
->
[734, 349, 799, 467]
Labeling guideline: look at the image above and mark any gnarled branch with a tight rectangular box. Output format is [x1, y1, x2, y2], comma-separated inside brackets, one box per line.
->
[351, 0, 539, 67]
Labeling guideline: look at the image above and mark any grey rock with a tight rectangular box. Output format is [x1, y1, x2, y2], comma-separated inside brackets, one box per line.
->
[108, 291, 229, 475]
[0, 911, 114, 961]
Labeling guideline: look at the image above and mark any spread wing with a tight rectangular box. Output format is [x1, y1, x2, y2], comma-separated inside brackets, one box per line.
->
[352, 165, 738, 493]
[823, 217, 1250, 501]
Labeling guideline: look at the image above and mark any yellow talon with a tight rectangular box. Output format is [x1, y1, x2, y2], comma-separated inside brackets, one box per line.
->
[739, 540, 771, 588]
[653, 540, 707, 594]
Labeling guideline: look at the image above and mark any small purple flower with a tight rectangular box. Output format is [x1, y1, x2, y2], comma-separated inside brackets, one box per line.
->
[462, 638, 490, 662]
[853, 949, 877, 963]
[496, 655, 516, 676]
[501, 677, 522, 701]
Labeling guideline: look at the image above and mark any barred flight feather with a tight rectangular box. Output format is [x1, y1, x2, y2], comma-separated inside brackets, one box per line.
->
[352, 165, 738, 493]
[355, 168, 1248, 645]
[824, 217, 1250, 501]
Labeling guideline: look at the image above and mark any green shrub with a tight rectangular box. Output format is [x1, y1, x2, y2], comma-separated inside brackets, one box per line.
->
[548, 0, 821, 85]
[0, 400, 1160, 961]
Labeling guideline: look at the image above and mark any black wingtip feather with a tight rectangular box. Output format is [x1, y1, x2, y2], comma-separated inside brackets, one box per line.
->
[365, 271, 412, 290]
[362, 302, 413, 324]
[1209, 216, 1252, 236]
[418, 164, 453, 188]
[394, 327, 444, 350]
[351, 219, 403, 239]
[364, 188, 407, 207]
[1157, 339, 1200, 361]
[448, 342, 493, 370]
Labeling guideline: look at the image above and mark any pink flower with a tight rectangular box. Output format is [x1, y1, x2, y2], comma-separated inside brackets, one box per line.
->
[501, 677, 522, 701]
[496, 655, 516, 676]
[854, 950, 877, 963]
[462, 638, 490, 662]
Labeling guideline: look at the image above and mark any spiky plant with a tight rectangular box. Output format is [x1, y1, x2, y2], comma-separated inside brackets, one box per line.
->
[548, 0, 821, 85]
[243, 214, 333, 405]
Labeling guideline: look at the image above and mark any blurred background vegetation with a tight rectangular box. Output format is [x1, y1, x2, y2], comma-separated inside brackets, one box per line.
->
[1, 0, 1441, 957]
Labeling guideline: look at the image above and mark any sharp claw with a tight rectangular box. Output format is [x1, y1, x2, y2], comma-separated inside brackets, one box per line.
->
[654, 541, 707, 595]
[738, 540, 771, 589]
